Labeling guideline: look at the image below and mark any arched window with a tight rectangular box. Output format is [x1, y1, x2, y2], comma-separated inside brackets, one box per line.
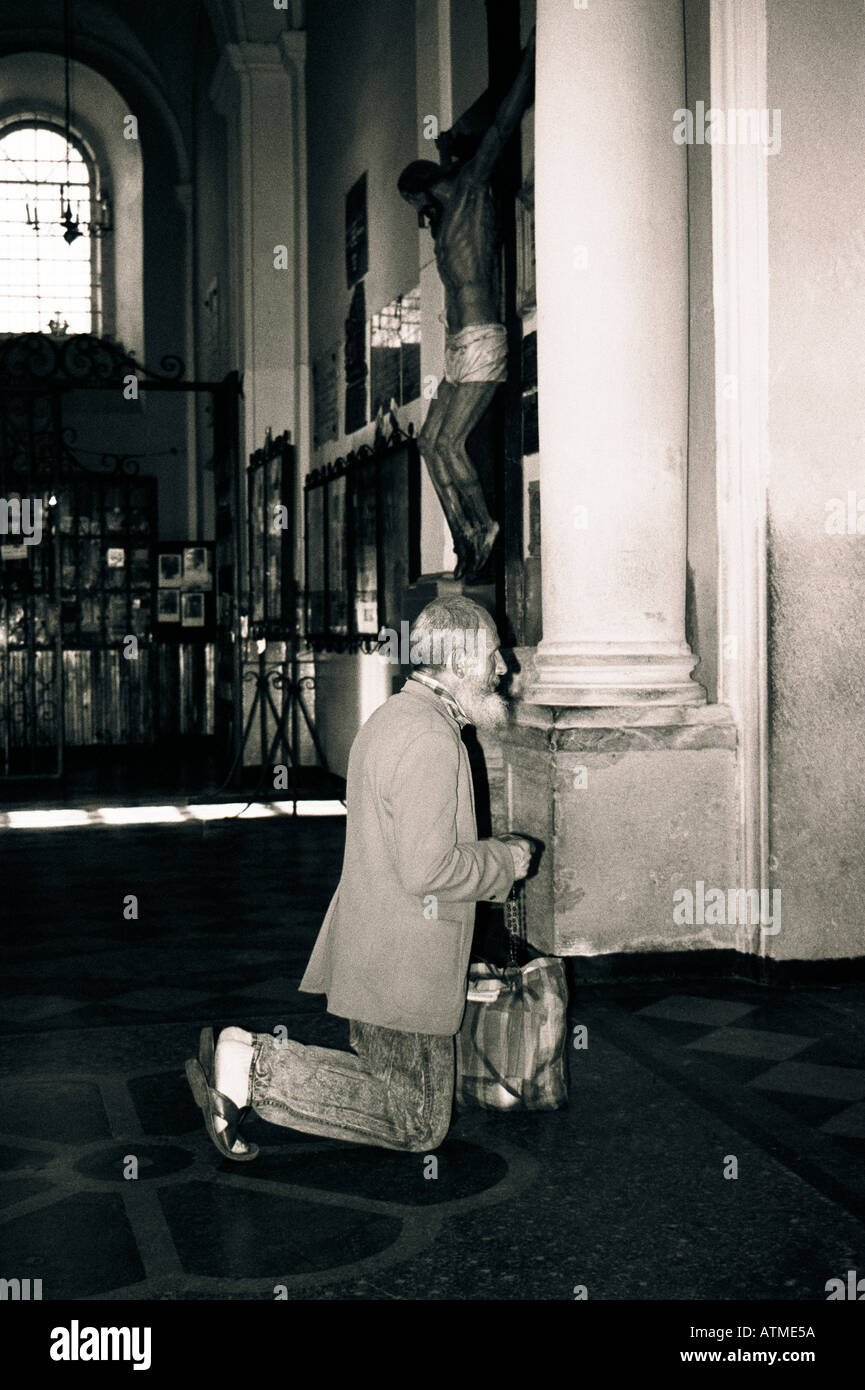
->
[0, 122, 103, 335]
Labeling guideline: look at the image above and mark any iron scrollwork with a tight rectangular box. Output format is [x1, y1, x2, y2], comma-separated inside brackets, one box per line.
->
[59, 425, 179, 479]
[0, 332, 186, 387]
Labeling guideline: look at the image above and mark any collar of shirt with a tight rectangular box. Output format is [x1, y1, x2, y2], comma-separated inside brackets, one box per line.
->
[407, 671, 472, 728]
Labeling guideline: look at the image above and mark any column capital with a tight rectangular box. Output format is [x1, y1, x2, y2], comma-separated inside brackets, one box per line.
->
[209, 49, 235, 115]
[278, 28, 306, 81]
[225, 40, 289, 74]
[210, 40, 294, 113]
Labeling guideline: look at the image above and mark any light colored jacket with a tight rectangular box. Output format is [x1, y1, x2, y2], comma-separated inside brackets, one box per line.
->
[299, 678, 514, 1034]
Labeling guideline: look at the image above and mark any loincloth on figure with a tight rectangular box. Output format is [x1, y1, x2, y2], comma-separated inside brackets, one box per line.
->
[443, 323, 508, 386]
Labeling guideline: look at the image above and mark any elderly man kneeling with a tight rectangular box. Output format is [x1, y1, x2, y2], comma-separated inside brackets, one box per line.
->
[186, 596, 533, 1157]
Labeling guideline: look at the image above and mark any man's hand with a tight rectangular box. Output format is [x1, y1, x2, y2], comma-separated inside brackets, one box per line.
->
[498, 832, 534, 881]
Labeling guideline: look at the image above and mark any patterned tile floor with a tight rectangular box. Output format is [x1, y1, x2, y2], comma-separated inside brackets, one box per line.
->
[1, 813, 864, 1301]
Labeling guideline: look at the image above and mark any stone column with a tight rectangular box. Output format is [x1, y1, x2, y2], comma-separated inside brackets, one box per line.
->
[210, 37, 308, 767]
[210, 39, 307, 466]
[173, 180, 198, 537]
[709, 0, 771, 952]
[489, 0, 739, 961]
[527, 0, 703, 706]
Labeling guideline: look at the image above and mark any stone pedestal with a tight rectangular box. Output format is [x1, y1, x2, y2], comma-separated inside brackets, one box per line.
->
[488, 0, 723, 958]
[480, 700, 739, 956]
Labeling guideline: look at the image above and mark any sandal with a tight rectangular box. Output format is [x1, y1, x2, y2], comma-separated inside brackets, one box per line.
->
[185, 1056, 259, 1162]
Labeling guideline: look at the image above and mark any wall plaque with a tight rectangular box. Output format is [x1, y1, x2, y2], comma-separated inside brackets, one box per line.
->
[313, 347, 339, 448]
[345, 172, 368, 289]
[344, 280, 368, 435]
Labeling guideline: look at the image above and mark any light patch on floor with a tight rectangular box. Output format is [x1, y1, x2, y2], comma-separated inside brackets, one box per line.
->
[0, 800, 347, 831]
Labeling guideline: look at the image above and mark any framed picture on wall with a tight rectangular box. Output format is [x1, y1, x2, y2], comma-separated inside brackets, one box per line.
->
[303, 431, 420, 652]
[182, 592, 206, 628]
[248, 454, 265, 625]
[327, 466, 350, 637]
[158, 552, 181, 588]
[154, 541, 215, 642]
[352, 448, 378, 636]
[157, 590, 180, 624]
[377, 434, 421, 638]
[345, 171, 368, 288]
[265, 445, 286, 622]
[247, 430, 296, 638]
[305, 477, 326, 639]
[183, 546, 212, 589]
[313, 346, 340, 449]
[305, 459, 351, 648]
[45, 476, 157, 651]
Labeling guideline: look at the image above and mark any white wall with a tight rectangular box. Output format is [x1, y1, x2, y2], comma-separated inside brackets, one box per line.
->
[765, 0, 865, 960]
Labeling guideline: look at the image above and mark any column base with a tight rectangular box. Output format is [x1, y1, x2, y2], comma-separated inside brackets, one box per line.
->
[476, 702, 740, 957]
[525, 642, 706, 707]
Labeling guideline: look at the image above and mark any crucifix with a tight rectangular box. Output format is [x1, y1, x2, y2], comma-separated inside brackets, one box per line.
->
[398, 25, 534, 584]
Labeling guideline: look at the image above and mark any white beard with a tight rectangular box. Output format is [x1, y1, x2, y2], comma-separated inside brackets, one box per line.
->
[456, 681, 508, 730]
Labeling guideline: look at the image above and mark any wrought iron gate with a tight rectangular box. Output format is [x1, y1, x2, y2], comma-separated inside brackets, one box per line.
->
[0, 377, 63, 777]
[0, 333, 241, 782]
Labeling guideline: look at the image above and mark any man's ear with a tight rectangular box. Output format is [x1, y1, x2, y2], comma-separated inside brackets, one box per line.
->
[450, 648, 467, 680]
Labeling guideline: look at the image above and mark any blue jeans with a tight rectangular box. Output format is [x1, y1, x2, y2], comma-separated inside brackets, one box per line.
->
[248, 1021, 455, 1153]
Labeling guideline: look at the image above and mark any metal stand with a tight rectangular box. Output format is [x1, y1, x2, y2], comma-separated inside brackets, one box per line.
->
[217, 635, 330, 809]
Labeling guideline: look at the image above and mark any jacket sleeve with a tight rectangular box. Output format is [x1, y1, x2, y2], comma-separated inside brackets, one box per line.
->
[385, 728, 515, 904]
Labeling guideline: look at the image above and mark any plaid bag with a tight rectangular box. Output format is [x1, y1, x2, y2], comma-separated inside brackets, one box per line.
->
[456, 883, 568, 1111]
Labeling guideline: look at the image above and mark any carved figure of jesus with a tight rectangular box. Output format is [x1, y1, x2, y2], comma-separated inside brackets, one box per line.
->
[398, 29, 535, 583]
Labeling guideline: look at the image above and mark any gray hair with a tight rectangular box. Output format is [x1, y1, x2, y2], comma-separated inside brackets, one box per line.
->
[408, 596, 496, 673]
